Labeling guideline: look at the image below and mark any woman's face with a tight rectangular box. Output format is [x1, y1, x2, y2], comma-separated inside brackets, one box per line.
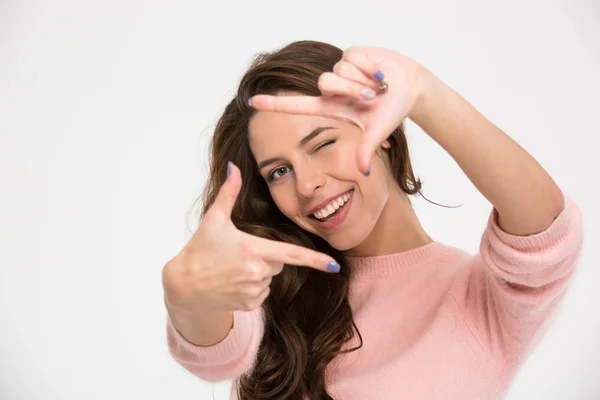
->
[248, 105, 393, 251]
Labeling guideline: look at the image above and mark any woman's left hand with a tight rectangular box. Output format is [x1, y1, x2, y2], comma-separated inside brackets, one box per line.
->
[248, 46, 429, 175]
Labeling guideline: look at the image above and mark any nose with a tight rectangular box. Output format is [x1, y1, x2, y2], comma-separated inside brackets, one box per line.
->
[295, 162, 326, 198]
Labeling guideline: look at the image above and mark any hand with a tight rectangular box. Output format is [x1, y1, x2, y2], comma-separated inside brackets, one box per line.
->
[162, 162, 340, 313]
[248, 46, 428, 175]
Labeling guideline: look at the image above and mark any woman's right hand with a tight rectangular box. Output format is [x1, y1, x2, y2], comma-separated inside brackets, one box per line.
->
[162, 162, 340, 314]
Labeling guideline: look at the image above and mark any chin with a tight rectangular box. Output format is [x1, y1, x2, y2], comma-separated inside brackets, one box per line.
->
[323, 227, 371, 251]
[295, 220, 363, 251]
[298, 207, 380, 250]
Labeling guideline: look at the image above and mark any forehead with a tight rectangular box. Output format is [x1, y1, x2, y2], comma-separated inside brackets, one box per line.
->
[248, 111, 334, 157]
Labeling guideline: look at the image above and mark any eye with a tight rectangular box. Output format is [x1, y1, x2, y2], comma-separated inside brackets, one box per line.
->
[313, 140, 335, 152]
[267, 166, 291, 182]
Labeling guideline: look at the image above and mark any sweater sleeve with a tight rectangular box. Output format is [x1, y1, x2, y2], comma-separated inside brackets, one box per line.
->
[458, 195, 583, 360]
[166, 308, 264, 382]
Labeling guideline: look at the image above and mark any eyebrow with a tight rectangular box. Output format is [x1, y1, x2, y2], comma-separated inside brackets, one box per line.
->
[256, 126, 337, 171]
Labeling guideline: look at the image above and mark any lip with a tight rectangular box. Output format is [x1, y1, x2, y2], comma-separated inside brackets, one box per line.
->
[311, 190, 354, 230]
[307, 189, 354, 216]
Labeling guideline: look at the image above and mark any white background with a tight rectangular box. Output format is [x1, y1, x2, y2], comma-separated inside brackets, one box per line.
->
[1, 0, 598, 398]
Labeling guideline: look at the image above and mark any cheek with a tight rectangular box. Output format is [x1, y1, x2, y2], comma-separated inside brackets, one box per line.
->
[325, 144, 359, 177]
[366, 164, 392, 212]
[269, 187, 298, 218]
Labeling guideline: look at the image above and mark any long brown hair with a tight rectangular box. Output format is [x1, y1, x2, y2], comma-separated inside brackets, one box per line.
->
[199, 40, 424, 400]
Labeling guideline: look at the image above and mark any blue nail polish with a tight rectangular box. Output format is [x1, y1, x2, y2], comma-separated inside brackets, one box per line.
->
[364, 164, 371, 177]
[248, 97, 253, 108]
[327, 261, 341, 273]
[227, 161, 232, 177]
[374, 71, 385, 81]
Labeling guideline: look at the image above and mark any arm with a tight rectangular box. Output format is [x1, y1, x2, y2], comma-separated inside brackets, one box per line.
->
[411, 71, 584, 358]
[166, 306, 264, 382]
[166, 300, 234, 347]
[453, 197, 582, 359]
[409, 70, 565, 236]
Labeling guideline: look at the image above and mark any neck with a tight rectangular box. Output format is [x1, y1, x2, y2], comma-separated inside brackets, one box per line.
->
[344, 186, 433, 257]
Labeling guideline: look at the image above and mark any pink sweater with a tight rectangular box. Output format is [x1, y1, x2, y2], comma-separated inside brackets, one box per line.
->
[166, 196, 583, 399]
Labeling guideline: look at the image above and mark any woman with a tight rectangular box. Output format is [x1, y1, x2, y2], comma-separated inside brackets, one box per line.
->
[162, 40, 583, 400]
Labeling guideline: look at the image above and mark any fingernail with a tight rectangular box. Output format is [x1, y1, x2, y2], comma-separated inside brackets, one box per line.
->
[374, 71, 385, 81]
[361, 87, 376, 100]
[247, 97, 253, 108]
[327, 261, 341, 273]
[364, 164, 371, 177]
[227, 161, 232, 178]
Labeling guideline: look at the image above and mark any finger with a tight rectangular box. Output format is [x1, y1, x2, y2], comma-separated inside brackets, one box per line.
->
[241, 259, 272, 282]
[249, 94, 341, 118]
[237, 285, 271, 311]
[210, 161, 242, 217]
[357, 124, 393, 174]
[357, 135, 377, 175]
[246, 234, 340, 273]
[318, 72, 377, 101]
[238, 279, 270, 298]
[265, 260, 284, 276]
[342, 49, 382, 83]
[249, 94, 364, 131]
[333, 60, 378, 89]
[255, 285, 271, 307]
[257, 276, 273, 288]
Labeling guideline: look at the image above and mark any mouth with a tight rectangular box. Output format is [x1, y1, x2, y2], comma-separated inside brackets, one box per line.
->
[308, 189, 354, 229]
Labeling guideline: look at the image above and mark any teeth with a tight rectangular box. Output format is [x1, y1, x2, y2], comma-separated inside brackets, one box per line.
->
[313, 191, 352, 220]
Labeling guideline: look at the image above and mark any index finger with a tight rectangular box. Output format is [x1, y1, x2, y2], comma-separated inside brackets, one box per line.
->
[248, 94, 343, 118]
[247, 234, 340, 273]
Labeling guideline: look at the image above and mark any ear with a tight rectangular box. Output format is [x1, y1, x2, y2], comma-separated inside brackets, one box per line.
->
[381, 140, 391, 149]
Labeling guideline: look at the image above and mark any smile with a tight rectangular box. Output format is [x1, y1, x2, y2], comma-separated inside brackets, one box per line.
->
[312, 189, 353, 220]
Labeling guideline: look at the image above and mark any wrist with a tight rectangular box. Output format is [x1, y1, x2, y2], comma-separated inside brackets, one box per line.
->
[408, 67, 444, 124]
[167, 302, 234, 347]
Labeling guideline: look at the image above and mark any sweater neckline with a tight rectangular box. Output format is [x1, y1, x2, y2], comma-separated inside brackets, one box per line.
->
[343, 241, 454, 278]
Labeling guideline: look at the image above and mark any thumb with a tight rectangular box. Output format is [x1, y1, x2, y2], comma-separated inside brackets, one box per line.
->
[212, 161, 243, 217]
[357, 132, 379, 175]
